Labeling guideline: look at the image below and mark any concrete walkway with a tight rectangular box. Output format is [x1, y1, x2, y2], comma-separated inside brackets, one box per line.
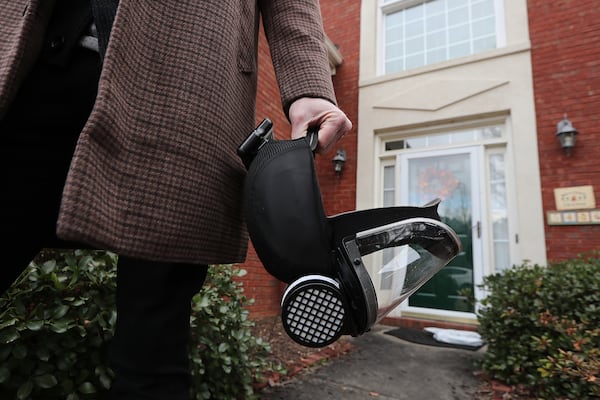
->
[260, 324, 485, 400]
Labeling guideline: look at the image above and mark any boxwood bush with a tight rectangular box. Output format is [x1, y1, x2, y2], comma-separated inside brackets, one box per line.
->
[477, 252, 600, 399]
[0, 249, 279, 399]
[188, 264, 279, 400]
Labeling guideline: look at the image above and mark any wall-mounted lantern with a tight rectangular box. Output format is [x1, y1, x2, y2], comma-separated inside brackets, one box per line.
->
[332, 149, 347, 174]
[556, 115, 578, 156]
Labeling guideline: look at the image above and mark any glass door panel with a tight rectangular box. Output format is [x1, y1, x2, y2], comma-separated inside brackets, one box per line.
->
[399, 147, 481, 313]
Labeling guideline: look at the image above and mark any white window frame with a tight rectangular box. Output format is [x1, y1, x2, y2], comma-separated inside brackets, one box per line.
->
[377, 0, 507, 75]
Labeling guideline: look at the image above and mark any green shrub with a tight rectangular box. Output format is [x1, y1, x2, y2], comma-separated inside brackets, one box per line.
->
[188, 265, 280, 400]
[0, 249, 117, 400]
[0, 250, 280, 399]
[477, 252, 600, 399]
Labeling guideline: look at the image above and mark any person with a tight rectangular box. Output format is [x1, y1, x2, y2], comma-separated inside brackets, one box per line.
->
[0, 0, 352, 399]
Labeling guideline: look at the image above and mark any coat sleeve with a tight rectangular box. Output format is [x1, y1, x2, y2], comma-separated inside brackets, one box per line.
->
[258, 0, 337, 117]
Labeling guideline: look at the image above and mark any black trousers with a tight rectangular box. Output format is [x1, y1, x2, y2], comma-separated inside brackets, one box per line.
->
[0, 47, 207, 399]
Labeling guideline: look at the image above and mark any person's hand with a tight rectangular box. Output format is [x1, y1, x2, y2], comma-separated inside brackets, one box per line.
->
[289, 97, 352, 153]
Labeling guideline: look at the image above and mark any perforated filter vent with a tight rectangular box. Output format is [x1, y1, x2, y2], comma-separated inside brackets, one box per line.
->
[281, 276, 345, 348]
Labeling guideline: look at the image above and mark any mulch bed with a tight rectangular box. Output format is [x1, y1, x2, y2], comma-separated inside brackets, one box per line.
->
[251, 316, 354, 390]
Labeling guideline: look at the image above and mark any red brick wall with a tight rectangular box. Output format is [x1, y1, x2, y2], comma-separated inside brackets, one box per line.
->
[240, 2, 361, 318]
[528, 0, 600, 261]
[316, 0, 360, 216]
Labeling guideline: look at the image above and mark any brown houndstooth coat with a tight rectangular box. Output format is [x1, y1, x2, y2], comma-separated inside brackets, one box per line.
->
[0, 0, 336, 264]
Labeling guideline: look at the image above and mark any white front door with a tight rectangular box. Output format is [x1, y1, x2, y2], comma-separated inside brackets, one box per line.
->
[394, 146, 484, 319]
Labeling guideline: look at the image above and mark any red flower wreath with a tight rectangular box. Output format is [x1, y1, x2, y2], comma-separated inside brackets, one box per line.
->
[418, 167, 459, 199]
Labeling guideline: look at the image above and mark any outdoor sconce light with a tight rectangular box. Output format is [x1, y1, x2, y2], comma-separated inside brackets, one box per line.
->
[332, 149, 347, 174]
[556, 115, 578, 156]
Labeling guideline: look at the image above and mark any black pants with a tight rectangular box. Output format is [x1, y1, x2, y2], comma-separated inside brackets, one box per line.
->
[0, 46, 206, 400]
[109, 257, 207, 400]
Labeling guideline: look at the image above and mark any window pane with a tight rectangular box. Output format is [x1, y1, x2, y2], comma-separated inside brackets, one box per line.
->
[472, 0, 495, 19]
[426, 0, 446, 14]
[488, 152, 510, 273]
[472, 17, 495, 37]
[381, 164, 397, 290]
[427, 31, 446, 48]
[449, 24, 469, 43]
[427, 14, 446, 31]
[448, 0, 469, 8]
[449, 42, 470, 58]
[405, 4, 424, 20]
[481, 126, 503, 139]
[386, 10, 404, 26]
[386, 59, 404, 74]
[489, 153, 505, 180]
[494, 242, 511, 271]
[405, 137, 426, 148]
[387, 42, 404, 59]
[491, 183, 506, 209]
[406, 54, 425, 69]
[384, 125, 503, 151]
[448, 7, 469, 26]
[473, 35, 496, 52]
[405, 36, 425, 53]
[387, 25, 404, 41]
[427, 48, 447, 64]
[383, 0, 499, 74]
[384, 191, 395, 206]
[406, 20, 424, 37]
[384, 165, 395, 192]
[450, 130, 476, 143]
[493, 215, 508, 238]
[428, 134, 450, 146]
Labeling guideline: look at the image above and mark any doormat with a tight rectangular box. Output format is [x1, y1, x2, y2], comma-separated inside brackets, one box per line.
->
[384, 327, 484, 351]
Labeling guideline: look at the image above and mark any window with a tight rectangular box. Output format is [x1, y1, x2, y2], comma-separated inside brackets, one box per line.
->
[488, 151, 510, 272]
[381, 0, 503, 74]
[381, 165, 396, 290]
[384, 125, 502, 151]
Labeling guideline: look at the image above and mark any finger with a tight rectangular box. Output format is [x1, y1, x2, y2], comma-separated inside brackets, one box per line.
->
[290, 124, 308, 139]
[315, 117, 351, 153]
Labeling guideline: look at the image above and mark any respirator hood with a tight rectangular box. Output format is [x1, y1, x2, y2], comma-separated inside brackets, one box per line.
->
[239, 119, 461, 347]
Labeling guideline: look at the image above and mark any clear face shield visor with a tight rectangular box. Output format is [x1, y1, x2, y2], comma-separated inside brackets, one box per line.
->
[281, 217, 461, 347]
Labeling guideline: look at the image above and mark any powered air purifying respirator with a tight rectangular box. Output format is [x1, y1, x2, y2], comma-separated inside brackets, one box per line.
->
[238, 119, 462, 348]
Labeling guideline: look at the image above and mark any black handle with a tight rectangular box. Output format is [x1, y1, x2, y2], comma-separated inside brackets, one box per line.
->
[237, 118, 273, 169]
[306, 126, 319, 152]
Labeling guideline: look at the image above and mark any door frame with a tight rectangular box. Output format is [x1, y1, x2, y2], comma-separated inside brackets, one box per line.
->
[394, 145, 487, 320]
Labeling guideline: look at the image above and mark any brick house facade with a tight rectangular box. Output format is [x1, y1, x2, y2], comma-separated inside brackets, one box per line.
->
[242, 0, 599, 327]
